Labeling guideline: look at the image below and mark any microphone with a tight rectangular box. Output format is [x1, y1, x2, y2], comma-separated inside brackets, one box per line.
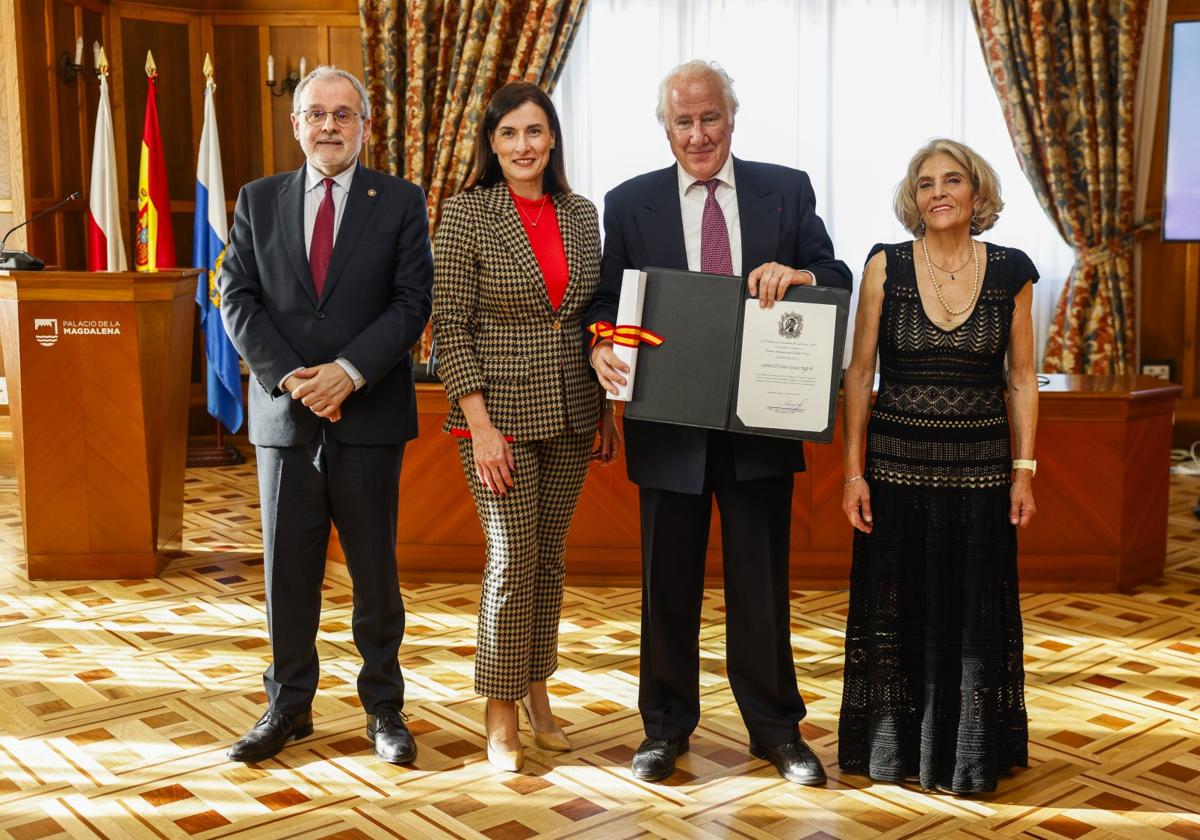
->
[0, 191, 82, 271]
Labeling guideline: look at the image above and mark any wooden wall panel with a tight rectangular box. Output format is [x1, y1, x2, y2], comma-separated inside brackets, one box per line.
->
[328, 25, 363, 77]
[60, 209, 86, 271]
[0, 16, 10, 202]
[54, 3, 85, 198]
[268, 25, 317, 173]
[119, 18, 195, 204]
[0, 0, 16, 392]
[19, 0, 53, 202]
[212, 24, 262, 196]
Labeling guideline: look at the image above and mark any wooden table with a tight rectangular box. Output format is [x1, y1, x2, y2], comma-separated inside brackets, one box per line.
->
[329, 375, 1179, 592]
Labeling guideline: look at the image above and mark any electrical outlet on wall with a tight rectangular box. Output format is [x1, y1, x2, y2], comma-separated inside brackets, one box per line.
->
[1142, 363, 1172, 380]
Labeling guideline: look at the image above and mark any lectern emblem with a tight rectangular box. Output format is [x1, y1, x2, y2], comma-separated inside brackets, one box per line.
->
[34, 318, 58, 347]
[778, 311, 803, 339]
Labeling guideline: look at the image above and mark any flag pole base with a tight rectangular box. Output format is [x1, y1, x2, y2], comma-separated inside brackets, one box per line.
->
[186, 442, 244, 467]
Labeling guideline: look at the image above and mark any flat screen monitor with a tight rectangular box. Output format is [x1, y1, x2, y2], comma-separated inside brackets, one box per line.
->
[1164, 20, 1200, 242]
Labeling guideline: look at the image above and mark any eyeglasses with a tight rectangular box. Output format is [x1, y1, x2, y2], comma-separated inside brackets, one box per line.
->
[299, 108, 363, 127]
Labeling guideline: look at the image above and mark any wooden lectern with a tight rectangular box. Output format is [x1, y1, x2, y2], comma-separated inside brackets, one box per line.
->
[0, 270, 199, 579]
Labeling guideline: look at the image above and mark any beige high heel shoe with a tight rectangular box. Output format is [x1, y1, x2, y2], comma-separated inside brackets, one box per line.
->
[519, 696, 571, 752]
[485, 700, 523, 772]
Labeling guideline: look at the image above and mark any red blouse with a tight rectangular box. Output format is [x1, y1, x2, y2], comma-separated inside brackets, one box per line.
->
[510, 186, 569, 310]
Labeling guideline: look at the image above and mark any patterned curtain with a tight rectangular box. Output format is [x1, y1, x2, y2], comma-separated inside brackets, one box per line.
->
[360, 0, 588, 231]
[970, 0, 1149, 374]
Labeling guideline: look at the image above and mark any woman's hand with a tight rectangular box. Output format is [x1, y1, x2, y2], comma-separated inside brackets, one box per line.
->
[843, 476, 873, 533]
[593, 407, 621, 464]
[1009, 473, 1036, 527]
[472, 425, 516, 496]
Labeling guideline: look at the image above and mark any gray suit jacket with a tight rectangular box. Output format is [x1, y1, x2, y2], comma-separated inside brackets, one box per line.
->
[220, 163, 434, 447]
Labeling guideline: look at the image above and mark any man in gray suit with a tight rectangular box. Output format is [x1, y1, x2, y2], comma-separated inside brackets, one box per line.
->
[220, 66, 433, 764]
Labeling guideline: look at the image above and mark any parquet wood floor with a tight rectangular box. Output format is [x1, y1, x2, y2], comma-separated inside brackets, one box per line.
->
[0, 458, 1198, 839]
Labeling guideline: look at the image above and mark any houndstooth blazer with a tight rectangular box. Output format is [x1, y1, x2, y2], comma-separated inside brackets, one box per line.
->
[432, 182, 603, 441]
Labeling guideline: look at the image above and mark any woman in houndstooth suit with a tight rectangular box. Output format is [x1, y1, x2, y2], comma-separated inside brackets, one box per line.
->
[432, 81, 618, 773]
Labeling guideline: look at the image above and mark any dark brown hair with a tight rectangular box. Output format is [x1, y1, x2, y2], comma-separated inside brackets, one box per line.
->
[464, 81, 571, 195]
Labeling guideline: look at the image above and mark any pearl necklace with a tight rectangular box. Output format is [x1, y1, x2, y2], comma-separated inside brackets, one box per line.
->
[920, 237, 979, 317]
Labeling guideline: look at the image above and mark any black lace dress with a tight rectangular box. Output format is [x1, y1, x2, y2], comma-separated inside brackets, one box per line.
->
[837, 241, 1037, 794]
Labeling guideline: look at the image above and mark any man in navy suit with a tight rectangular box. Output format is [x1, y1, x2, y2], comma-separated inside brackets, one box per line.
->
[220, 67, 432, 764]
[586, 60, 851, 785]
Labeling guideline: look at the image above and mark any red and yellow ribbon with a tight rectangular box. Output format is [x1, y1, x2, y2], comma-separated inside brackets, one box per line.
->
[588, 322, 665, 349]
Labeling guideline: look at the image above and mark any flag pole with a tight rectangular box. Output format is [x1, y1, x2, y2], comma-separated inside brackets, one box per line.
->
[186, 52, 244, 468]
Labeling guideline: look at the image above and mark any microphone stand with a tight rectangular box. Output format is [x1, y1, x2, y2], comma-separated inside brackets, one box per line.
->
[0, 192, 82, 270]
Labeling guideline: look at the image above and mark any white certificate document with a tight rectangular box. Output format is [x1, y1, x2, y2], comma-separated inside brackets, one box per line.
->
[735, 299, 837, 432]
[609, 269, 648, 402]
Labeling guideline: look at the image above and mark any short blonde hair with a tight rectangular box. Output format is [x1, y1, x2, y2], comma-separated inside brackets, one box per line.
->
[655, 60, 738, 127]
[894, 138, 1003, 235]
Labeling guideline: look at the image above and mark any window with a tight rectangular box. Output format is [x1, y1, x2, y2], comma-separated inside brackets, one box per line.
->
[552, 0, 1074, 367]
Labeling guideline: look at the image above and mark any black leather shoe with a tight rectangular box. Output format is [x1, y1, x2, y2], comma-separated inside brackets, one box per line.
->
[749, 737, 827, 785]
[366, 703, 416, 764]
[227, 710, 313, 763]
[631, 736, 689, 781]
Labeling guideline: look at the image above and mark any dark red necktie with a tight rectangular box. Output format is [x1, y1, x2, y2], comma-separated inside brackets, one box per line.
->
[309, 177, 335, 297]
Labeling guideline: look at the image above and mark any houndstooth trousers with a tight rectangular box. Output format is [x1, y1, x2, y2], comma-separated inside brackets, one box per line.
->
[456, 432, 593, 700]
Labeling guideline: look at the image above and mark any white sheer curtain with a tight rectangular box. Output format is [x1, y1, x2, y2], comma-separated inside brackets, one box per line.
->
[551, 0, 1074, 368]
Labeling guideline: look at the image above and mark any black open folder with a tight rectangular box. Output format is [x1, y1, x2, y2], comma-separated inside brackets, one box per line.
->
[623, 267, 851, 442]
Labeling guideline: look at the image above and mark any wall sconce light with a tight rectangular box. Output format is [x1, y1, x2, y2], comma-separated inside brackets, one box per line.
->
[60, 36, 85, 84]
[265, 54, 306, 98]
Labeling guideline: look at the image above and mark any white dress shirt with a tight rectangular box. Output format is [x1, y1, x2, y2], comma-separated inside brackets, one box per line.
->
[675, 156, 816, 287]
[303, 162, 355, 256]
[678, 155, 741, 276]
[281, 162, 364, 392]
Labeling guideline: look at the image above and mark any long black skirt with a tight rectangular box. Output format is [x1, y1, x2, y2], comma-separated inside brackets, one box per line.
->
[837, 482, 1028, 794]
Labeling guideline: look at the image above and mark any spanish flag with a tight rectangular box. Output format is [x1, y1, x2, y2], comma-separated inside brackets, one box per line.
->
[135, 51, 175, 271]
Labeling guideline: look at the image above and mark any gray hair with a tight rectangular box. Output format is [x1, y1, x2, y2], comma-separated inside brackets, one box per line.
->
[293, 65, 370, 117]
[655, 60, 738, 127]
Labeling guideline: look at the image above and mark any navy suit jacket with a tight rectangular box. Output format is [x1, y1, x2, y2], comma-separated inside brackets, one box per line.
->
[221, 163, 434, 447]
[586, 157, 852, 494]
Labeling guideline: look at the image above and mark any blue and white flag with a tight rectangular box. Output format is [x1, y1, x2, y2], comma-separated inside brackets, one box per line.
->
[194, 62, 243, 434]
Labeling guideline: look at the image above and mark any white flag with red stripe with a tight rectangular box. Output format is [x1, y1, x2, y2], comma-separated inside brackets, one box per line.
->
[87, 73, 126, 271]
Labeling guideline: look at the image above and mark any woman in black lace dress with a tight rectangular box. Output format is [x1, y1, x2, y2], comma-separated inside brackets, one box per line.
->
[838, 139, 1038, 794]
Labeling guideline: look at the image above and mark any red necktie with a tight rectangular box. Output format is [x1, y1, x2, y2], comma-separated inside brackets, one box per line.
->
[698, 178, 733, 275]
[309, 177, 335, 297]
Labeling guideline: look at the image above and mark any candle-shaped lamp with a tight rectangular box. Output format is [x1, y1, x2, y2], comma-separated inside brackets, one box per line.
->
[74, 36, 83, 66]
[266, 53, 274, 84]
[298, 56, 306, 79]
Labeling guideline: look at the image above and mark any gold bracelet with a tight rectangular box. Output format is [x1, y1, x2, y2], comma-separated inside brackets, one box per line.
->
[844, 475, 864, 484]
[1012, 458, 1037, 476]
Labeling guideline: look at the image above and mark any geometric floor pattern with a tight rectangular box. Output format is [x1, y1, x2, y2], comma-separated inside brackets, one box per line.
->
[0, 458, 1198, 839]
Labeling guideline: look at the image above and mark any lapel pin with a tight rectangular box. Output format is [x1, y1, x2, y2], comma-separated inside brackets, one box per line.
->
[368, 188, 377, 197]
